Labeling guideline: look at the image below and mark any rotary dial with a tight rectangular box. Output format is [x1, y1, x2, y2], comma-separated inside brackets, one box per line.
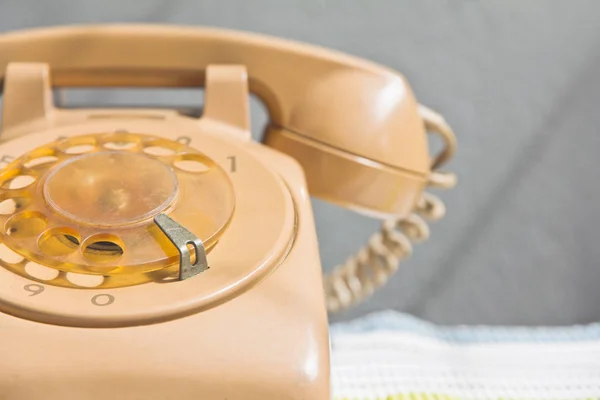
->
[0, 132, 235, 289]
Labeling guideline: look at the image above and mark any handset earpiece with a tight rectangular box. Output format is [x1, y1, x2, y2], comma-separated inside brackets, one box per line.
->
[263, 68, 430, 218]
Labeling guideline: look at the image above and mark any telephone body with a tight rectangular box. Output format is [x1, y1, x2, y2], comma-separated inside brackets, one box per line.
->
[0, 25, 456, 399]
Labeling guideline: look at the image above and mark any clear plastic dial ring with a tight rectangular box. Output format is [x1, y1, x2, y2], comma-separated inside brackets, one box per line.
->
[0, 132, 235, 279]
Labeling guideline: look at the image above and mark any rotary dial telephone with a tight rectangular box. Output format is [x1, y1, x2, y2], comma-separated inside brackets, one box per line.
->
[0, 25, 456, 399]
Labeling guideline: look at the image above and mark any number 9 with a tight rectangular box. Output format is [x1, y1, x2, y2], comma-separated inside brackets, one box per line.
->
[24, 284, 44, 296]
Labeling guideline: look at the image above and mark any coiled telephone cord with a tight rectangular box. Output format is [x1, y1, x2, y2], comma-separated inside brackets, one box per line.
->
[325, 105, 457, 312]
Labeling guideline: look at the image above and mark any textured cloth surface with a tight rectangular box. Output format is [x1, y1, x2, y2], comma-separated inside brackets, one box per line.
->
[330, 311, 600, 399]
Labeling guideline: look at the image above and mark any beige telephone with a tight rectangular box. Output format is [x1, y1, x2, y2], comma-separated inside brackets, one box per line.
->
[0, 24, 456, 399]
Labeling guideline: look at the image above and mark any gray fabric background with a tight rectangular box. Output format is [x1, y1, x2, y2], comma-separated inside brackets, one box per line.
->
[1, 0, 599, 326]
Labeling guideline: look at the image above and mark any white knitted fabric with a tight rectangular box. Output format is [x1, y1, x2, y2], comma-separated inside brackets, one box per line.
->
[329, 311, 600, 400]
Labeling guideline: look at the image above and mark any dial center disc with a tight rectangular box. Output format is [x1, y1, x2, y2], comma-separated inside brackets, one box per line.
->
[43, 151, 178, 226]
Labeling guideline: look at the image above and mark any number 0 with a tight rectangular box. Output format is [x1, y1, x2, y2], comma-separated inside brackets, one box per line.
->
[91, 294, 115, 306]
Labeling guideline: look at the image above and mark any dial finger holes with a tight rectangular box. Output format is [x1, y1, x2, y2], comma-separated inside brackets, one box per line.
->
[22, 148, 59, 169]
[25, 262, 59, 281]
[101, 133, 141, 151]
[65, 144, 95, 154]
[82, 234, 124, 263]
[173, 154, 212, 173]
[66, 272, 104, 288]
[38, 228, 81, 256]
[0, 197, 29, 215]
[144, 146, 176, 157]
[0, 198, 16, 215]
[0, 243, 24, 264]
[142, 139, 181, 157]
[7, 175, 36, 190]
[57, 137, 97, 155]
[104, 142, 137, 150]
[5, 212, 47, 238]
[0, 169, 36, 190]
[24, 156, 58, 169]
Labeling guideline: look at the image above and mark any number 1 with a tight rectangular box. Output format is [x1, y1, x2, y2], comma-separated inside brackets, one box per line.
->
[227, 156, 237, 173]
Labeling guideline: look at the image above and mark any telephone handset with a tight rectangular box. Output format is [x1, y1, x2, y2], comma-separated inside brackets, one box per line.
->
[0, 25, 456, 399]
